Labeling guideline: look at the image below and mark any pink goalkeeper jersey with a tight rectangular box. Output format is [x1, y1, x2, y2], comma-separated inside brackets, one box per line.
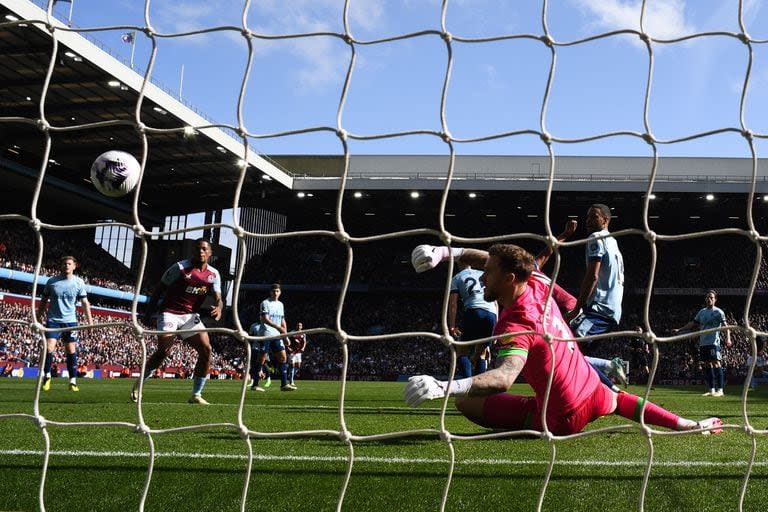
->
[495, 271, 600, 416]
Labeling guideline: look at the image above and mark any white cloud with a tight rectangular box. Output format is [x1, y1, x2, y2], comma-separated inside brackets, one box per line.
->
[572, 0, 696, 40]
[148, 0, 245, 48]
[483, 63, 503, 90]
[246, 0, 386, 93]
[744, 0, 765, 18]
[347, 0, 386, 34]
[151, 1, 230, 33]
[146, 0, 365, 91]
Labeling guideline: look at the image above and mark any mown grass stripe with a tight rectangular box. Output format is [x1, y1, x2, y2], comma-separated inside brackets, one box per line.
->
[1, 449, 760, 467]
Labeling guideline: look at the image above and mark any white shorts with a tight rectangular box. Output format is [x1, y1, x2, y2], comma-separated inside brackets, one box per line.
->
[290, 353, 302, 364]
[157, 312, 204, 340]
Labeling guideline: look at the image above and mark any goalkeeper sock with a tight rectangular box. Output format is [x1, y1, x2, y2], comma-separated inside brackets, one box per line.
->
[66, 352, 78, 384]
[458, 355, 473, 378]
[615, 392, 679, 430]
[192, 376, 206, 396]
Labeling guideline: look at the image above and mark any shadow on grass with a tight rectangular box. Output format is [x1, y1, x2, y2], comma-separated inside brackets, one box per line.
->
[2, 462, 761, 482]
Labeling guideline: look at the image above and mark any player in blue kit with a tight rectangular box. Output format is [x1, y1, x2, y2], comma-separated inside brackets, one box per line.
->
[565, 204, 627, 388]
[672, 290, 732, 396]
[37, 255, 93, 392]
[449, 263, 497, 377]
[249, 283, 295, 392]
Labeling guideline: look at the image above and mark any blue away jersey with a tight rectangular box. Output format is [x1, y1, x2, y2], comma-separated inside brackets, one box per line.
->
[585, 229, 624, 324]
[257, 298, 285, 336]
[42, 275, 87, 323]
[694, 306, 727, 347]
[450, 268, 497, 314]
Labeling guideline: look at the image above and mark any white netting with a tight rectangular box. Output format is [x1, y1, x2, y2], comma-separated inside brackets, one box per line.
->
[1, 0, 767, 511]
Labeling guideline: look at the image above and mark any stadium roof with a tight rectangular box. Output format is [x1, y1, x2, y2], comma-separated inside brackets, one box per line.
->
[0, 0, 292, 224]
[282, 154, 768, 193]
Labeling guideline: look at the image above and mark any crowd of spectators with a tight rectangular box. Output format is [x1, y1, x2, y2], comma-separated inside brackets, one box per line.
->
[3, 288, 768, 384]
[4, 218, 768, 384]
[242, 232, 768, 293]
[0, 222, 137, 292]
[0, 300, 247, 378]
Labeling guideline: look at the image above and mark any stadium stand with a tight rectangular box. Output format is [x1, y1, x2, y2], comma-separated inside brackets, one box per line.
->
[3, 200, 768, 384]
[3, 291, 764, 384]
[0, 221, 137, 292]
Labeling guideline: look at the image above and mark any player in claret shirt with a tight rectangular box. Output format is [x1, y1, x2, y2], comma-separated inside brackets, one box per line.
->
[286, 322, 308, 387]
[132, 238, 223, 405]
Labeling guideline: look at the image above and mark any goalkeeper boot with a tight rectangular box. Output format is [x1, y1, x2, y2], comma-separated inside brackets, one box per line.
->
[42, 377, 51, 392]
[68, 383, 79, 392]
[188, 395, 210, 405]
[697, 417, 723, 435]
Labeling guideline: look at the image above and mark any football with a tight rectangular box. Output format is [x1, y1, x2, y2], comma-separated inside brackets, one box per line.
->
[89, 150, 141, 197]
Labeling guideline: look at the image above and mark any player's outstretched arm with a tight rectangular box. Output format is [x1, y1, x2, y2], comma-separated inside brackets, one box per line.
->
[411, 245, 489, 273]
[535, 219, 577, 270]
[671, 320, 697, 335]
[403, 354, 525, 407]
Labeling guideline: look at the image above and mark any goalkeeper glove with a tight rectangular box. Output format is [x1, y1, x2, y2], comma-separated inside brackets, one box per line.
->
[403, 375, 447, 407]
[403, 375, 473, 407]
[410, 245, 464, 273]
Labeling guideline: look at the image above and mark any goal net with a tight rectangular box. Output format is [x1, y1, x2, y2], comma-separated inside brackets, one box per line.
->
[0, 0, 766, 511]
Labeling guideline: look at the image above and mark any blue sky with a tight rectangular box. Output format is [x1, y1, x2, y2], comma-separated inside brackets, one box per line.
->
[46, 0, 768, 159]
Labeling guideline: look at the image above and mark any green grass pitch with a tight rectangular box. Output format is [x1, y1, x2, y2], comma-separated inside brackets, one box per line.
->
[0, 378, 767, 511]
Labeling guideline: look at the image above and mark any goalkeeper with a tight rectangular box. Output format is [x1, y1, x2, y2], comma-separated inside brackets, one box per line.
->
[404, 243, 722, 436]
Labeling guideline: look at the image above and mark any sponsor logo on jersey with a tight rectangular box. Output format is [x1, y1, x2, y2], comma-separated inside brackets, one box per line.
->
[185, 285, 209, 295]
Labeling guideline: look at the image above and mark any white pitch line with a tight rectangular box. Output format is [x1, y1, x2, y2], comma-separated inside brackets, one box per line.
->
[135, 402, 435, 412]
[1, 449, 764, 468]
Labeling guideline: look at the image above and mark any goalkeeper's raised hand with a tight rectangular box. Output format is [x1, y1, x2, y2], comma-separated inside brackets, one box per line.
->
[411, 245, 464, 273]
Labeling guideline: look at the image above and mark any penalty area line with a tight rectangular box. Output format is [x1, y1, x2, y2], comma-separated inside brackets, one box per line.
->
[0, 449, 762, 467]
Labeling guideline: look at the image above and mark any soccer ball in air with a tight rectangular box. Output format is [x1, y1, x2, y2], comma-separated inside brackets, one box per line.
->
[90, 150, 141, 197]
